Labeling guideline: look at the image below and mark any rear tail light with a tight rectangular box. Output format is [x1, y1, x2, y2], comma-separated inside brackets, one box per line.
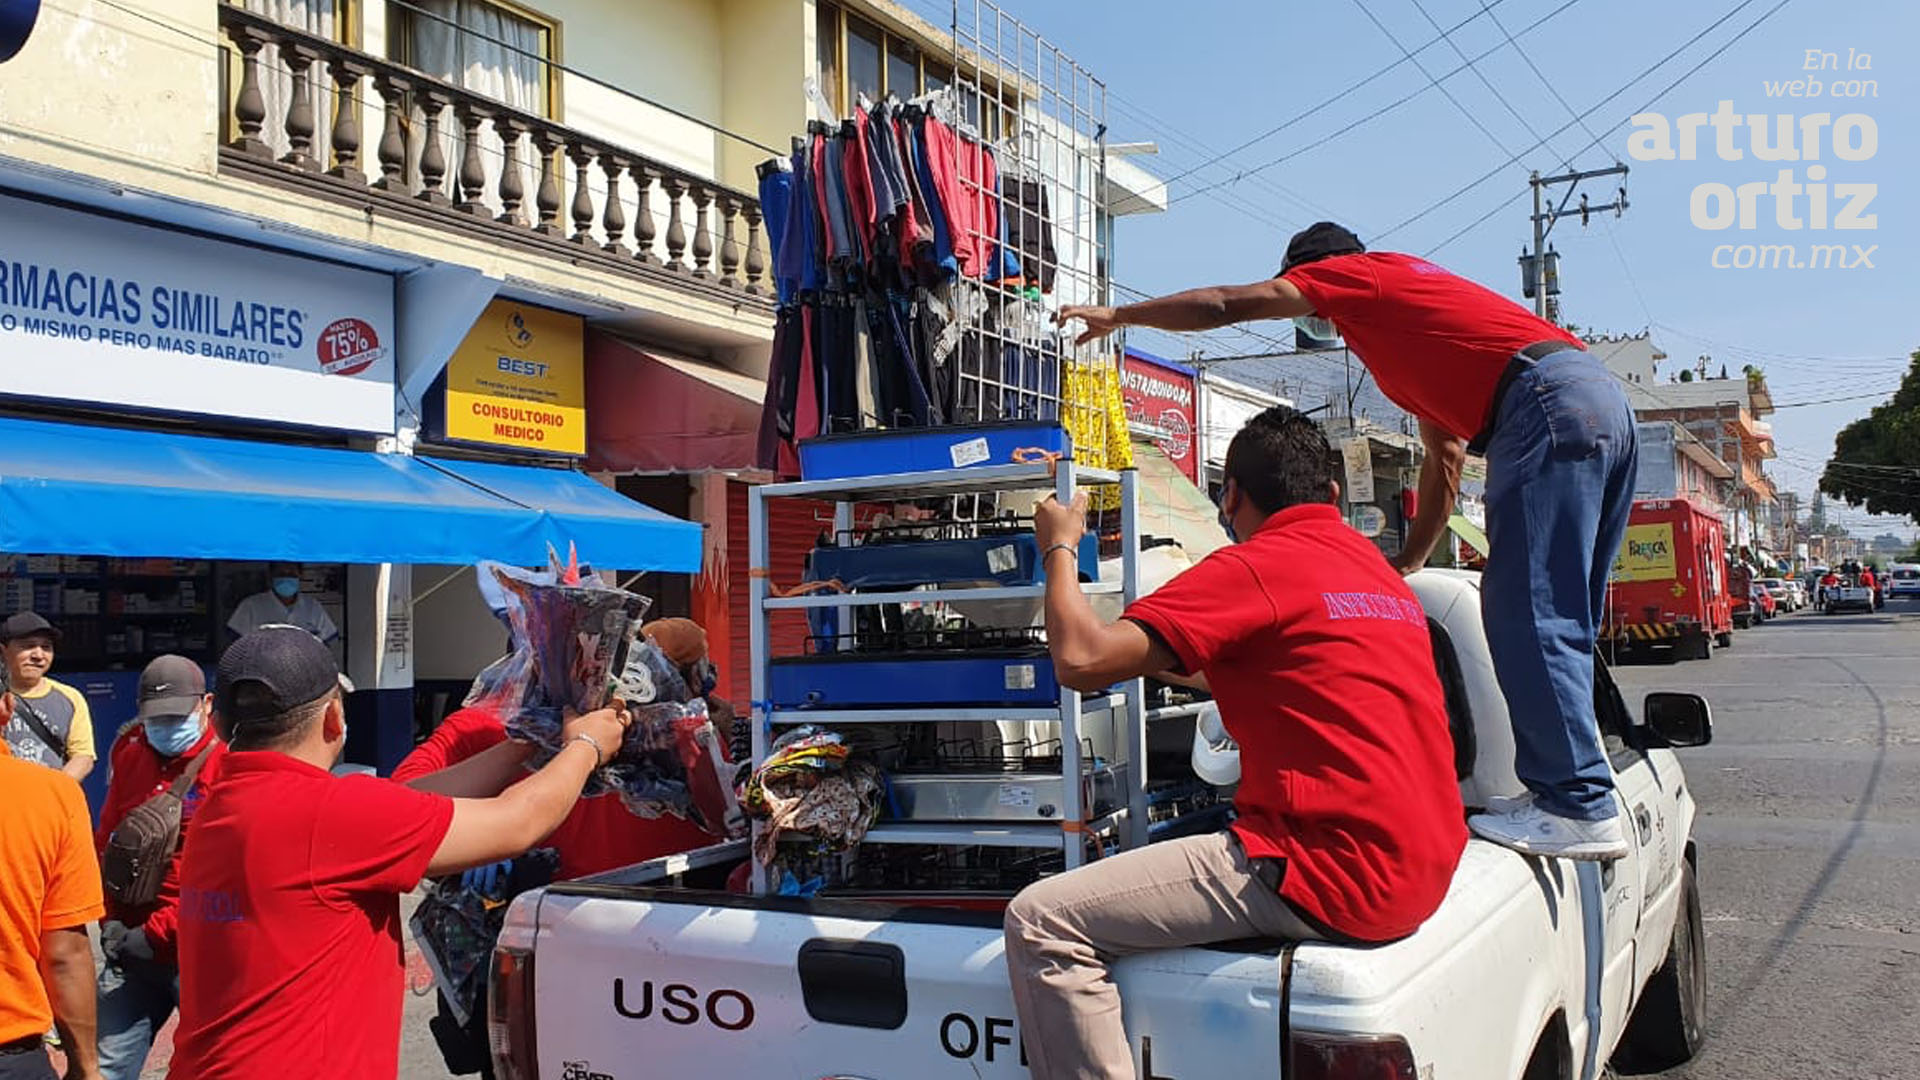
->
[489, 944, 538, 1080]
[1289, 1031, 1419, 1080]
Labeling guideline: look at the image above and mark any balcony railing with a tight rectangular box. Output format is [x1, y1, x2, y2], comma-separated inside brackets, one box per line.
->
[217, 4, 770, 304]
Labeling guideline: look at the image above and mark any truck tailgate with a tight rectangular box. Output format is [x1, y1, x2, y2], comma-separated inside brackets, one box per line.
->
[521, 886, 1286, 1079]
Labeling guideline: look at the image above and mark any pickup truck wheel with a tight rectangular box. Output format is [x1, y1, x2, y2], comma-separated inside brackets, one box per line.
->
[1616, 860, 1705, 1070]
[1714, 631, 1733, 649]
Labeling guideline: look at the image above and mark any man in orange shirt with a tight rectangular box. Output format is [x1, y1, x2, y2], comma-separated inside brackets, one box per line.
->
[0, 694, 107, 1080]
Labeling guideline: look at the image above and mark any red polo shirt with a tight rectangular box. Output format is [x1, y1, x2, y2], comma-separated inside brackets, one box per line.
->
[1284, 252, 1580, 441]
[169, 752, 454, 1080]
[1124, 503, 1466, 942]
[394, 707, 715, 880]
[95, 724, 225, 964]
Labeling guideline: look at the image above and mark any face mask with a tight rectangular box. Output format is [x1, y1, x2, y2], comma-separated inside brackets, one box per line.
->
[1214, 486, 1238, 543]
[271, 577, 301, 601]
[146, 710, 205, 756]
[1295, 315, 1339, 341]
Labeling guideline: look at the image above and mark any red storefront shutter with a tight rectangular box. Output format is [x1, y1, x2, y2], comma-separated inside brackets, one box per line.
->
[724, 481, 835, 705]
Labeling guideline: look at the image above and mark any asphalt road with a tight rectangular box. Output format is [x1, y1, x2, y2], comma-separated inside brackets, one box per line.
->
[1611, 595, 1920, 1079]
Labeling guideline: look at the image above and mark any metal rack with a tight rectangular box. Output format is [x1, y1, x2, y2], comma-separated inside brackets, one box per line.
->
[746, 453, 1146, 894]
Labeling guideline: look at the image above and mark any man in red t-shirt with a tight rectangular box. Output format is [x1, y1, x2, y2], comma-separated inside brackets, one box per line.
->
[168, 627, 630, 1080]
[1060, 222, 1637, 860]
[1002, 405, 1466, 1080]
[93, 656, 225, 1080]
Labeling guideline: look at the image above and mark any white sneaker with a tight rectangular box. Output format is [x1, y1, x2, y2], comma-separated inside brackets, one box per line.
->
[1483, 792, 1534, 814]
[1469, 802, 1629, 861]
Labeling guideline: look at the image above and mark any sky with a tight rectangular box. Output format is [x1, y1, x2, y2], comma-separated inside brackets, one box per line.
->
[917, 0, 1914, 539]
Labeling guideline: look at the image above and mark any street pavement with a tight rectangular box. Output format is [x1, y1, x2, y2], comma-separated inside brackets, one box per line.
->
[1612, 595, 1920, 1079]
[120, 597, 1920, 1078]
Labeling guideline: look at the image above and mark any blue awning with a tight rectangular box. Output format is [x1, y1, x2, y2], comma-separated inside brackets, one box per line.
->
[424, 457, 700, 572]
[0, 417, 699, 570]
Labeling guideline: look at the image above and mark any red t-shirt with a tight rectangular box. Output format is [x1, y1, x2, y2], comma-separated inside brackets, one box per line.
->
[95, 724, 225, 964]
[394, 707, 715, 881]
[1284, 252, 1581, 441]
[1125, 504, 1467, 942]
[169, 752, 454, 1080]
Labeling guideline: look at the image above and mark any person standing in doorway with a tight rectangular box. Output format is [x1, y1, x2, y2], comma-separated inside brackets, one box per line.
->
[1, 612, 97, 783]
[1058, 221, 1638, 860]
[225, 563, 338, 644]
[0, 708, 106, 1080]
[93, 656, 225, 1080]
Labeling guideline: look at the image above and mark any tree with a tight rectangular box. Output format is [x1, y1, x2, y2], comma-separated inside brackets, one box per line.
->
[1820, 349, 1920, 523]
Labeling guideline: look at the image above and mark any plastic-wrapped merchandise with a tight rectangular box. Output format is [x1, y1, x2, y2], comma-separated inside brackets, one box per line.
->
[410, 847, 560, 1026]
[742, 725, 886, 864]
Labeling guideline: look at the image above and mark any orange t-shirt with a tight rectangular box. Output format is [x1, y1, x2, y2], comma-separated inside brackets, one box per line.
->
[0, 742, 107, 1043]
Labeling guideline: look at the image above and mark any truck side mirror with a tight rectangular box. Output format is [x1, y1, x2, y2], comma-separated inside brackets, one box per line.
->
[1644, 692, 1712, 747]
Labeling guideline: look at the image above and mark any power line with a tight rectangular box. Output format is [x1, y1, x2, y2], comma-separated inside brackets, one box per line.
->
[1170, 0, 1589, 208]
[1481, 0, 1605, 152]
[1156, 0, 1533, 190]
[1351, 0, 1519, 157]
[1407, 0, 1558, 162]
[1407, 0, 1791, 254]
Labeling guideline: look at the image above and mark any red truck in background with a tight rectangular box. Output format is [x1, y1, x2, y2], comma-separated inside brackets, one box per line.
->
[1604, 498, 1733, 662]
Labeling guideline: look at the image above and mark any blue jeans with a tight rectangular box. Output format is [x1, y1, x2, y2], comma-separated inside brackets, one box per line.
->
[96, 954, 180, 1080]
[1481, 348, 1638, 821]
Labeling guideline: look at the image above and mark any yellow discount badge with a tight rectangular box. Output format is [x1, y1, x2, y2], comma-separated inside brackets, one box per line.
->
[446, 300, 586, 454]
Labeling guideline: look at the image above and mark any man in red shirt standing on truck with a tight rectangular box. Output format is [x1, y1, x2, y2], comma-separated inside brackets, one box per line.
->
[1060, 222, 1638, 860]
[1005, 405, 1466, 1080]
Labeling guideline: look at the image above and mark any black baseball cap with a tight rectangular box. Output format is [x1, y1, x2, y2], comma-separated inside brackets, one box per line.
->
[0, 611, 60, 644]
[138, 654, 207, 720]
[216, 625, 353, 725]
[1279, 221, 1366, 275]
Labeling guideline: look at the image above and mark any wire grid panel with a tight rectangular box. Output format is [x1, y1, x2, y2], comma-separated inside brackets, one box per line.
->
[943, 0, 1113, 426]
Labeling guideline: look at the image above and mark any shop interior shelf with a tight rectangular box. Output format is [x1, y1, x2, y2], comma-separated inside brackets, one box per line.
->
[759, 461, 1124, 503]
[763, 694, 1128, 726]
[761, 580, 1121, 610]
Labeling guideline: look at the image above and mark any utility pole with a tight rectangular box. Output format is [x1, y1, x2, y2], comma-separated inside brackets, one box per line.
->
[1519, 163, 1630, 325]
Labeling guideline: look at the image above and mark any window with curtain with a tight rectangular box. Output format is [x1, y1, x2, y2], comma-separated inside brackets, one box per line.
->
[239, 0, 343, 157]
[391, 0, 557, 212]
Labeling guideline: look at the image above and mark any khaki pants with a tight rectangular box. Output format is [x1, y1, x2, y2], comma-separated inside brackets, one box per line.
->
[1002, 831, 1322, 1080]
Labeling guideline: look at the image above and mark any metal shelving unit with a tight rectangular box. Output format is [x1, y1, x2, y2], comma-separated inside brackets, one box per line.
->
[746, 454, 1146, 895]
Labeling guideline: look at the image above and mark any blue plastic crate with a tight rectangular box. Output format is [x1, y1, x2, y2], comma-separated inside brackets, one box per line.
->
[807, 532, 1099, 588]
[769, 652, 1062, 709]
[798, 422, 1071, 482]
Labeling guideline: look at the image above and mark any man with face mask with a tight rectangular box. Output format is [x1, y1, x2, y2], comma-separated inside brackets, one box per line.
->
[1059, 221, 1638, 861]
[226, 562, 338, 644]
[91, 655, 223, 1080]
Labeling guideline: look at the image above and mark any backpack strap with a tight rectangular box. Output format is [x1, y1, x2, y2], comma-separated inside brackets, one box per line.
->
[168, 741, 216, 797]
[10, 692, 69, 763]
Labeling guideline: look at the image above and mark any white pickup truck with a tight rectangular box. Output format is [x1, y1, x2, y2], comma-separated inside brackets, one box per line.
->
[488, 571, 1713, 1080]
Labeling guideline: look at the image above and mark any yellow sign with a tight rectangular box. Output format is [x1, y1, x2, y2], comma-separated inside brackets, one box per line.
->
[445, 300, 586, 454]
[1613, 523, 1677, 583]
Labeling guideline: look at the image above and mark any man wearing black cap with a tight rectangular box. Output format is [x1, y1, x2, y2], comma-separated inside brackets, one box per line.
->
[1059, 222, 1637, 861]
[92, 656, 222, 1080]
[1, 612, 96, 781]
[169, 626, 632, 1080]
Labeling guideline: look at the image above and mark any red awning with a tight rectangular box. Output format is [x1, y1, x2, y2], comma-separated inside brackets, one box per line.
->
[586, 333, 764, 473]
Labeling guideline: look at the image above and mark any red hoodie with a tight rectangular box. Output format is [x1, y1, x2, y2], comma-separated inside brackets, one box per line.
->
[95, 723, 225, 964]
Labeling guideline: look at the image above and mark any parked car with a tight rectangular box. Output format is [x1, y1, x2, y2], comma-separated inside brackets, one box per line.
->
[1750, 582, 1776, 621]
[494, 571, 1716, 1080]
[1784, 579, 1809, 609]
[1757, 577, 1796, 612]
[1889, 564, 1920, 599]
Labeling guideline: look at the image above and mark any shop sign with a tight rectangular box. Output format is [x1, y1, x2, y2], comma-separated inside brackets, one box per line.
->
[1120, 350, 1197, 482]
[443, 300, 586, 455]
[0, 192, 396, 433]
[1613, 523, 1678, 582]
[1341, 437, 1375, 504]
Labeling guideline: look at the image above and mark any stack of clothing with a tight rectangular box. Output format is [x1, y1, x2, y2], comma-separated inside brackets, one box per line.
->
[755, 94, 1066, 475]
